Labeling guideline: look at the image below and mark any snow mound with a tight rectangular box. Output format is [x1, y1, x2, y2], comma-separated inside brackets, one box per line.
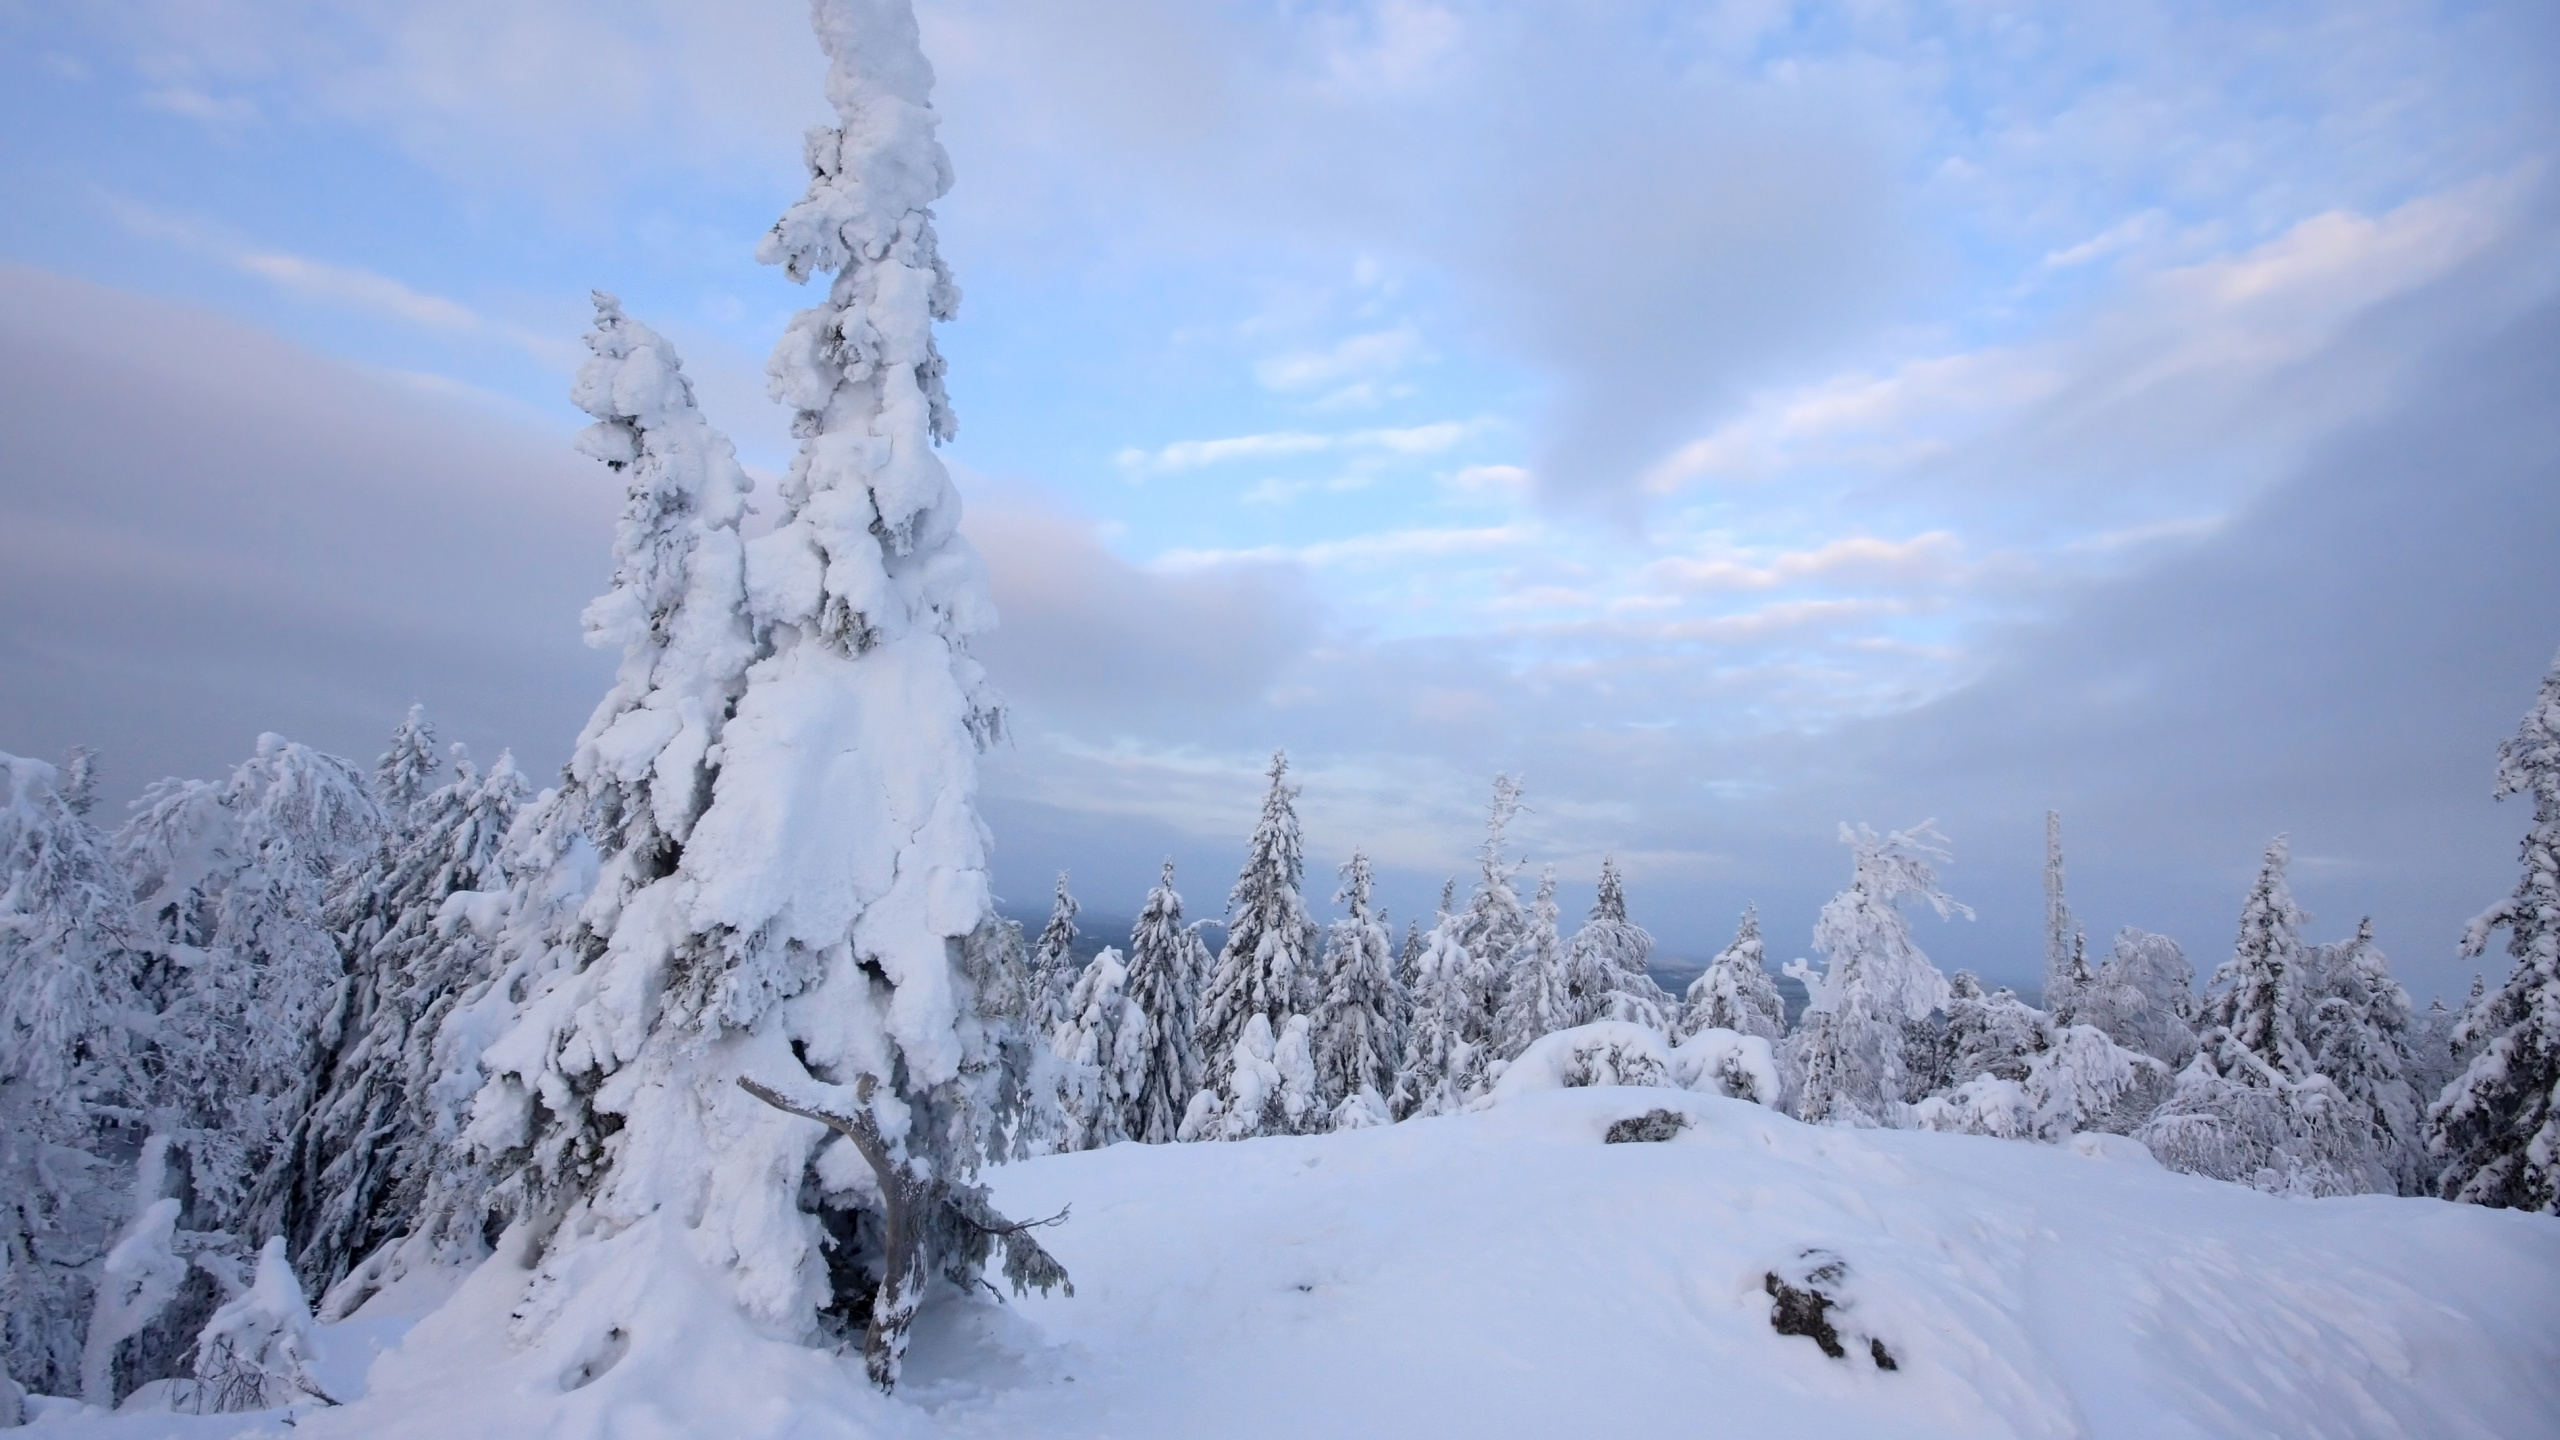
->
[27, 1090, 2560, 1439]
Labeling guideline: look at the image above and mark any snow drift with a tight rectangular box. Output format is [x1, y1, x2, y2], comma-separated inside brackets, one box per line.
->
[32, 1086, 2559, 1439]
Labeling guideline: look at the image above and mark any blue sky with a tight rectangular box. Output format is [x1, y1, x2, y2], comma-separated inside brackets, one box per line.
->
[4, 0, 2557, 990]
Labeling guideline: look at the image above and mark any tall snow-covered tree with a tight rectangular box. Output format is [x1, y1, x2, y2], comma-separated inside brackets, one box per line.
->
[1026, 873, 1081, 1042]
[115, 735, 386, 1243]
[1311, 852, 1401, 1128]
[2433, 650, 2560, 1212]
[1197, 752, 1319, 1088]
[275, 747, 527, 1299]
[453, 18, 1061, 1386]
[1, 752, 147, 1396]
[1783, 822, 1970, 1126]
[1494, 867, 1573, 1059]
[2138, 839, 2367, 1196]
[2202, 837, 2314, 1080]
[2299, 919, 2421, 1194]
[1394, 887, 1495, 1119]
[1679, 906, 1785, 1043]
[1121, 863, 1207, 1144]
[1562, 855, 1672, 1031]
[2042, 811, 2090, 1022]
[1455, 776, 1529, 1001]
[1050, 947, 1138, 1152]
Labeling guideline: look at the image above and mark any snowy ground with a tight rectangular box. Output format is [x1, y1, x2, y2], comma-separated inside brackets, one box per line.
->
[30, 1089, 2560, 1439]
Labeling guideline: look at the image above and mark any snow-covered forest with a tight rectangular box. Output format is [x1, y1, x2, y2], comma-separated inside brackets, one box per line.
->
[3, 1, 2556, 1434]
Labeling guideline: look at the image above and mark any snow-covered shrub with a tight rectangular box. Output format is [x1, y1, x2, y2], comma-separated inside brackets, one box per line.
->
[1487, 1022, 1777, 1108]
[1671, 1027, 1782, 1106]
[184, 1237, 329, 1413]
[2077, 928, 2199, 1068]
[1913, 1026, 2163, 1144]
[1678, 906, 1785, 1044]
[2136, 1055, 2367, 1197]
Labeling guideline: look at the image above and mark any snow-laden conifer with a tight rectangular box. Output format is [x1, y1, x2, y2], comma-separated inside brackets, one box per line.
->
[2137, 839, 2366, 1195]
[1937, 973, 2051, 1087]
[1914, 1025, 2162, 1144]
[1, 752, 147, 1396]
[2075, 927, 2198, 1068]
[454, 12, 1059, 1385]
[276, 746, 526, 1298]
[1393, 887, 1495, 1119]
[1679, 906, 1785, 1043]
[1198, 752, 1320, 1091]
[1561, 855, 1672, 1031]
[2433, 649, 2560, 1212]
[1311, 852, 1401, 1128]
[1121, 863, 1206, 1143]
[1455, 776, 1529, 996]
[373, 706, 441, 817]
[1026, 873, 1082, 1042]
[2299, 919, 2423, 1194]
[115, 736, 385, 1241]
[1051, 947, 1138, 1152]
[1782, 822, 1970, 1126]
[1182, 1013, 1319, 1141]
[1494, 868, 1573, 1059]
[2201, 837, 2314, 1079]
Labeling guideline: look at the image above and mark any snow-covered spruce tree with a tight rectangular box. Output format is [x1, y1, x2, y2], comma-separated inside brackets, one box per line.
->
[1394, 885, 1496, 1119]
[1494, 867, 1573, 1060]
[1936, 972, 2052, 1087]
[1026, 873, 1082, 1042]
[1, 752, 148, 1396]
[2299, 919, 2423, 1193]
[1311, 852, 1402, 1128]
[1679, 906, 1785, 1043]
[2137, 839, 2366, 1195]
[2077, 927, 2199, 1068]
[2433, 650, 2560, 1212]
[1456, 776, 1529, 1000]
[1196, 752, 1320, 1092]
[2042, 811, 2091, 1023]
[115, 736, 386, 1246]
[1781, 822, 1971, 1126]
[1050, 947, 1139, 1152]
[1121, 862, 1207, 1144]
[1562, 855, 1673, 1031]
[275, 745, 527, 1299]
[455, 20, 1063, 1386]
[374, 705, 441, 817]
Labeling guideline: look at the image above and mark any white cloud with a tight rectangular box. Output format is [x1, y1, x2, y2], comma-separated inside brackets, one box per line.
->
[1253, 325, 1427, 394]
[1117, 417, 1493, 475]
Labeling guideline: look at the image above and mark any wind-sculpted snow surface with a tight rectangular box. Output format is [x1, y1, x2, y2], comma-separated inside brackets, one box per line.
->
[35, 1094, 2555, 1439]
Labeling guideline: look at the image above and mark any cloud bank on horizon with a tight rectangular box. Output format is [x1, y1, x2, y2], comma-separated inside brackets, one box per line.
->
[2, 0, 2555, 990]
